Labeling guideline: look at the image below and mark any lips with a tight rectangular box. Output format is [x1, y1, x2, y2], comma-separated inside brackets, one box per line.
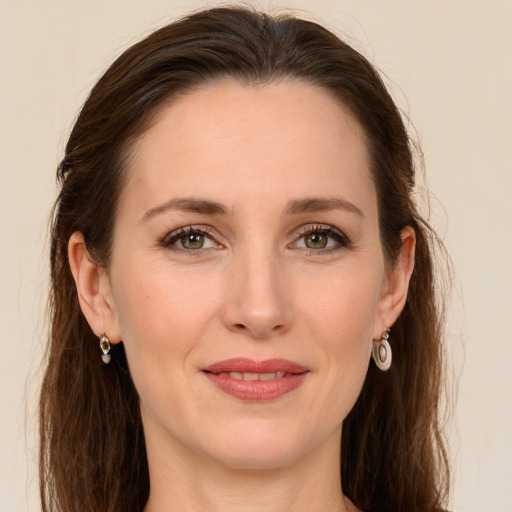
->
[202, 358, 309, 401]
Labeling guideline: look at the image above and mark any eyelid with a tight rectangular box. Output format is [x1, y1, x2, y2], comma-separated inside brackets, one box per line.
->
[290, 223, 351, 252]
[159, 223, 351, 255]
[294, 223, 346, 238]
[160, 225, 224, 251]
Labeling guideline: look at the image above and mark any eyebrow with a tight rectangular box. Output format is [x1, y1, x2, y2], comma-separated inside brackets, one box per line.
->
[141, 197, 228, 222]
[284, 197, 365, 218]
[140, 195, 364, 223]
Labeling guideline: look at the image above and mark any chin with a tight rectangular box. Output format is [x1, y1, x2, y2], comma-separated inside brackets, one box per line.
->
[200, 422, 319, 471]
[211, 445, 301, 471]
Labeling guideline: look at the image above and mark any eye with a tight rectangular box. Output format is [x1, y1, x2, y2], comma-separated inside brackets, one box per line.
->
[304, 232, 329, 249]
[291, 224, 350, 253]
[161, 226, 220, 252]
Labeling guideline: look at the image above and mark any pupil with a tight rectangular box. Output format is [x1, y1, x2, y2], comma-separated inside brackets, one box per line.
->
[183, 234, 204, 249]
[306, 233, 327, 249]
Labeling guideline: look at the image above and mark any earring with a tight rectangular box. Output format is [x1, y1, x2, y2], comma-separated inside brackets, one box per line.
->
[372, 329, 392, 371]
[99, 334, 112, 365]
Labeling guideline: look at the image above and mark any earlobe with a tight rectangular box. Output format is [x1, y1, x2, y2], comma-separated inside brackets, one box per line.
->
[68, 232, 121, 342]
[375, 226, 416, 337]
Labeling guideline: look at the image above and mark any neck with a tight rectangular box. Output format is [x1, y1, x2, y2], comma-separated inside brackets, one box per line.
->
[142, 427, 356, 512]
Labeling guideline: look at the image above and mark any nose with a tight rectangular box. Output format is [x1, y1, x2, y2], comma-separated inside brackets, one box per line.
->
[220, 247, 293, 339]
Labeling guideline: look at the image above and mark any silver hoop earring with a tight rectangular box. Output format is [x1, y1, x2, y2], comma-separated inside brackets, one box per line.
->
[99, 334, 112, 365]
[372, 329, 392, 371]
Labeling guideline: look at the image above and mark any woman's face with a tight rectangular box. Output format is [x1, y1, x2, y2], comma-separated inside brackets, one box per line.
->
[98, 81, 411, 470]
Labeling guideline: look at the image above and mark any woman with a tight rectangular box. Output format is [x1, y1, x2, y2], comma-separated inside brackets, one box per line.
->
[40, 6, 450, 512]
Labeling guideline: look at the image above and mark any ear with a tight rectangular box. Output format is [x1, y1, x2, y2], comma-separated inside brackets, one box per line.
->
[68, 232, 122, 343]
[374, 226, 416, 338]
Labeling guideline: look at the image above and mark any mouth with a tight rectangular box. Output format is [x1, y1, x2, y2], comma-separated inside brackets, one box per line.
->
[205, 370, 293, 381]
[201, 358, 309, 401]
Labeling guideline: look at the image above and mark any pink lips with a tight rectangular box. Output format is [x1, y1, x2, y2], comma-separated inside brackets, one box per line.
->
[202, 358, 309, 401]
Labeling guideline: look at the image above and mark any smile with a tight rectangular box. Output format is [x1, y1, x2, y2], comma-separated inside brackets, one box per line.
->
[214, 371, 287, 380]
[202, 358, 309, 401]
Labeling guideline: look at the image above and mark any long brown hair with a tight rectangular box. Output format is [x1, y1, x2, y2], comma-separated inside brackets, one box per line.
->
[40, 6, 450, 512]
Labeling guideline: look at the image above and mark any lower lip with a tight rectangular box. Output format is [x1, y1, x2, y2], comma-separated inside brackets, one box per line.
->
[204, 372, 308, 401]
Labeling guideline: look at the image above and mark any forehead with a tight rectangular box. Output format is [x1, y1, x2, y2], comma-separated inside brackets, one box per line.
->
[121, 80, 375, 218]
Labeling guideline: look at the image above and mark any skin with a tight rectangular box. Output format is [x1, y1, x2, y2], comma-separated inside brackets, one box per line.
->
[69, 80, 415, 512]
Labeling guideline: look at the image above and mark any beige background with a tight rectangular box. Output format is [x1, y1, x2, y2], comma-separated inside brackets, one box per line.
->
[1, 1, 511, 510]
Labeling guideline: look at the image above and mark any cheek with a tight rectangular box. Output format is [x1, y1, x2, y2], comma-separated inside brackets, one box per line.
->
[293, 262, 383, 411]
[110, 261, 221, 385]
[295, 261, 383, 346]
[114, 255, 219, 326]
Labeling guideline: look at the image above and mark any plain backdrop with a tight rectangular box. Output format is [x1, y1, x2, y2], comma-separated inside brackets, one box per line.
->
[1, 1, 511, 511]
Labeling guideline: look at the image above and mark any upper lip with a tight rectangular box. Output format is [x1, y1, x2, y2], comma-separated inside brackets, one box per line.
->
[202, 358, 309, 374]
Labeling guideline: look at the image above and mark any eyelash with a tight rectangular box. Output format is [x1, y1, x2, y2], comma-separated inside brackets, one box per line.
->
[293, 224, 351, 255]
[160, 225, 220, 254]
[159, 224, 351, 255]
